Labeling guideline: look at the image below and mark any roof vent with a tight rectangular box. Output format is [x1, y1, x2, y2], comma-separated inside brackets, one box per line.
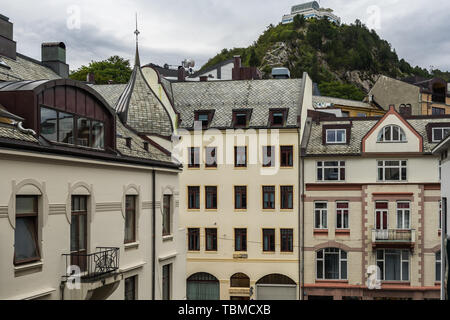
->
[272, 67, 290, 79]
[125, 137, 132, 148]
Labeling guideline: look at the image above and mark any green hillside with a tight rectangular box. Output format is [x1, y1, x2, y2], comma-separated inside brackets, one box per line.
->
[200, 16, 435, 100]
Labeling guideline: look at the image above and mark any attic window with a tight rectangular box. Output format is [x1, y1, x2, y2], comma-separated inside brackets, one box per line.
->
[233, 110, 250, 128]
[269, 109, 287, 127]
[432, 127, 450, 142]
[194, 111, 213, 129]
[326, 129, 346, 144]
[377, 125, 406, 143]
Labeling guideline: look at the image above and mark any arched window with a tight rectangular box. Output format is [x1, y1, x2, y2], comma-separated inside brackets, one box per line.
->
[436, 251, 442, 282]
[230, 273, 250, 288]
[256, 274, 296, 285]
[316, 248, 347, 280]
[377, 125, 406, 142]
[187, 272, 220, 300]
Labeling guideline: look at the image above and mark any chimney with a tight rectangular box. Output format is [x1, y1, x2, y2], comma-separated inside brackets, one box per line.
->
[86, 72, 95, 84]
[232, 55, 242, 80]
[177, 66, 186, 82]
[0, 14, 17, 60]
[199, 76, 208, 82]
[41, 42, 69, 78]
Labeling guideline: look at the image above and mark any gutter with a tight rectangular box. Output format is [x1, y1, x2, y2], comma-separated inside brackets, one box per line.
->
[152, 170, 156, 300]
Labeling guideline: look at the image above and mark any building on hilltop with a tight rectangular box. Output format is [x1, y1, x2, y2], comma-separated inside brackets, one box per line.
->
[282, 1, 341, 25]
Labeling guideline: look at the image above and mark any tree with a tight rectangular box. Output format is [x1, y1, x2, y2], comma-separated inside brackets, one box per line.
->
[248, 48, 260, 67]
[293, 14, 306, 28]
[318, 81, 365, 100]
[69, 56, 133, 84]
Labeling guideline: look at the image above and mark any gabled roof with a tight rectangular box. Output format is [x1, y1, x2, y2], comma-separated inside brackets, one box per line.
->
[172, 78, 304, 129]
[0, 53, 60, 81]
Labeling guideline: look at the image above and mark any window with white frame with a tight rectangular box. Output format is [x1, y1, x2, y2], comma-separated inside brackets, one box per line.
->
[326, 129, 346, 144]
[436, 251, 442, 282]
[396, 202, 410, 230]
[317, 161, 345, 181]
[336, 202, 349, 229]
[378, 160, 407, 181]
[314, 202, 328, 229]
[432, 127, 450, 142]
[377, 125, 407, 142]
[376, 249, 409, 281]
[316, 248, 347, 280]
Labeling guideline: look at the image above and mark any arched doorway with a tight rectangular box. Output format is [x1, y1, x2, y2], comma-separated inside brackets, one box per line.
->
[230, 272, 250, 300]
[187, 272, 220, 300]
[255, 274, 297, 300]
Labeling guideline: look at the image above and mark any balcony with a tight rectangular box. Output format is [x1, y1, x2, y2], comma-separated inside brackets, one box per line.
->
[371, 229, 416, 249]
[63, 247, 120, 282]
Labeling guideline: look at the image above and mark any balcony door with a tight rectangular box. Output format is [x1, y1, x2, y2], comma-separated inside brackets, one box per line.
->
[375, 202, 388, 239]
[71, 195, 88, 272]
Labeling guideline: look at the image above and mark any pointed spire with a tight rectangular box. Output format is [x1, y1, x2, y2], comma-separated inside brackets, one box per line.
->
[134, 12, 140, 67]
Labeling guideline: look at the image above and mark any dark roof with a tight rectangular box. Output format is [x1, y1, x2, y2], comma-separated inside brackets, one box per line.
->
[142, 63, 179, 78]
[305, 116, 450, 156]
[171, 78, 305, 129]
[0, 53, 60, 82]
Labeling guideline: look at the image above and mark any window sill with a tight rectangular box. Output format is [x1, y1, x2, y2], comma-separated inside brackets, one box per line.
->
[14, 261, 43, 273]
[187, 250, 201, 254]
[335, 229, 350, 236]
[316, 279, 348, 284]
[381, 281, 410, 286]
[205, 209, 218, 212]
[187, 209, 201, 212]
[124, 241, 139, 250]
[234, 209, 247, 213]
[162, 235, 173, 242]
[314, 229, 329, 236]
[204, 167, 218, 170]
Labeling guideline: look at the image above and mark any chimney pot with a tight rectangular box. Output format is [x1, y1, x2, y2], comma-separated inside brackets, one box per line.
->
[232, 55, 242, 81]
[178, 66, 186, 82]
[41, 42, 69, 78]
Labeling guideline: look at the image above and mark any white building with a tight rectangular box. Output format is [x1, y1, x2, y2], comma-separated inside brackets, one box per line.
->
[282, 1, 341, 25]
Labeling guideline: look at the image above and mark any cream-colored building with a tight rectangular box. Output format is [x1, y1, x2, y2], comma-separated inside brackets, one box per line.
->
[0, 17, 186, 300]
[160, 73, 314, 300]
[300, 106, 448, 299]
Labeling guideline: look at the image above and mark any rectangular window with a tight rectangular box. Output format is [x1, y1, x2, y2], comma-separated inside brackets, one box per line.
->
[188, 228, 200, 251]
[205, 147, 217, 168]
[263, 146, 275, 167]
[314, 202, 328, 229]
[235, 229, 247, 251]
[235, 186, 247, 210]
[205, 228, 218, 251]
[436, 251, 442, 282]
[281, 229, 294, 252]
[234, 146, 247, 167]
[124, 276, 137, 300]
[263, 229, 275, 252]
[375, 202, 389, 230]
[378, 160, 407, 181]
[77, 118, 90, 147]
[15, 196, 40, 265]
[205, 186, 217, 210]
[58, 112, 74, 144]
[432, 107, 445, 115]
[125, 195, 136, 244]
[432, 127, 450, 142]
[188, 186, 200, 209]
[195, 111, 212, 129]
[280, 186, 293, 209]
[336, 202, 349, 229]
[162, 195, 171, 236]
[233, 111, 249, 128]
[188, 147, 200, 168]
[40, 107, 58, 141]
[396, 202, 410, 230]
[317, 161, 346, 181]
[439, 200, 442, 230]
[326, 129, 346, 144]
[280, 146, 293, 167]
[270, 110, 286, 127]
[162, 264, 171, 300]
[71, 195, 88, 271]
[91, 121, 104, 149]
[263, 186, 275, 209]
[376, 249, 409, 281]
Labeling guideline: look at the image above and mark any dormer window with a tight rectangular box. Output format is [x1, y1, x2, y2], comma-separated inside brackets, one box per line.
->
[326, 129, 346, 144]
[432, 127, 450, 142]
[269, 109, 287, 127]
[377, 125, 406, 143]
[194, 111, 213, 129]
[233, 110, 250, 128]
[40, 106, 105, 149]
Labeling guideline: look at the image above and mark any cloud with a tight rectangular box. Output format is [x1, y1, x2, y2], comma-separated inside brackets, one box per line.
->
[2, 0, 450, 71]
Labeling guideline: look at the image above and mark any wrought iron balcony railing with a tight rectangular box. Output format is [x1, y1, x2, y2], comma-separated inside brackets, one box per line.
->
[371, 229, 416, 244]
[63, 247, 120, 281]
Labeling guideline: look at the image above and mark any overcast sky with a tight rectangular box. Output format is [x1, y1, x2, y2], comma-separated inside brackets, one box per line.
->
[2, 0, 450, 72]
